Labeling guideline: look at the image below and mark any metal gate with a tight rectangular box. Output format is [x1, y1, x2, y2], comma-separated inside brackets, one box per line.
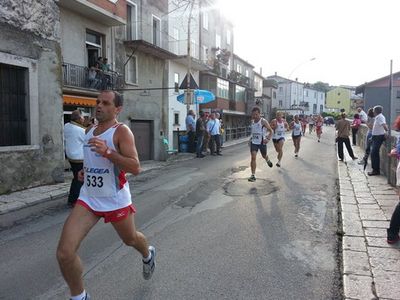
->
[0, 63, 28, 146]
[130, 120, 153, 161]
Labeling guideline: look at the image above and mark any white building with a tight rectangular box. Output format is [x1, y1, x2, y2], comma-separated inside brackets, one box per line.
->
[303, 86, 325, 115]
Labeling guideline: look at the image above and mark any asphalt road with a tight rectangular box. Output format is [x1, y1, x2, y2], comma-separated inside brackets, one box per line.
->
[0, 126, 342, 300]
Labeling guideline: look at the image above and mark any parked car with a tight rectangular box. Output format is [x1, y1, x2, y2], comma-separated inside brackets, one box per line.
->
[324, 117, 335, 125]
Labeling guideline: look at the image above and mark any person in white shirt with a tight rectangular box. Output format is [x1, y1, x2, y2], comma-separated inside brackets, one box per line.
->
[368, 105, 388, 176]
[64, 110, 86, 206]
[357, 107, 368, 124]
[207, 112, 222, 156]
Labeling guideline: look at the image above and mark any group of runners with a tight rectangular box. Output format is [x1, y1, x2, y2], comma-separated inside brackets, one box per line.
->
[248, 107, 324, 182]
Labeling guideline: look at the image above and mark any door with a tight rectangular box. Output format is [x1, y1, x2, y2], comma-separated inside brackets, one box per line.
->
[131, 120, 152, 161]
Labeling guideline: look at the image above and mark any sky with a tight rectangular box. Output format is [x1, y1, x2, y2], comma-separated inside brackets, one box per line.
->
[216, 0, 400, 87]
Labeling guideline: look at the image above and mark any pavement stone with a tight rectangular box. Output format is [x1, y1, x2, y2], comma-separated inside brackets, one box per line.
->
[343, 274, 376, 300]
[362, 220, 390, 228]
[343, 236, 367, 252]
[343, 250, 371, 276]
[364, 228, 388, 238]
[358, 209, 388, 221]
[373, 270, 400, 300]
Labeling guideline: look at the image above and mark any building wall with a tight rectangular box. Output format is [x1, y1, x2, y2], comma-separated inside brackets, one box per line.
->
[0, 0, 63, 194]
[303, 88, 325, 114]
[88, 0, 127, 19]
[326, 87, 351, 112]
[60, 7, 112, 66]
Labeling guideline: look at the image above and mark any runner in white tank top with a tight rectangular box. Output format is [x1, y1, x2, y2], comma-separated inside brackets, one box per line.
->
[79, 123, 131, 211]
[290, 115, 302, 158]
[57, 91, 156, 300]
[248, 107, 273, 182]
[270, 112, 289, 167]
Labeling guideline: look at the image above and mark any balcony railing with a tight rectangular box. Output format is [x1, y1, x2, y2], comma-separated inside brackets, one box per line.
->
[62, 62, 124, 91]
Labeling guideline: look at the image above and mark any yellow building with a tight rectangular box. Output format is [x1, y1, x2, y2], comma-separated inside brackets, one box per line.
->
[326, 87, 352, 113]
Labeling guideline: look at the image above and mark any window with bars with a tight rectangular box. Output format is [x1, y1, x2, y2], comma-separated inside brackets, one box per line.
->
[0, 63, 29, 146]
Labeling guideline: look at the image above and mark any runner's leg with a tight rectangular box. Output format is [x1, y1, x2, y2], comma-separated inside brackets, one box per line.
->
[112, 213, 150, 257]
[250, 151, 257, 175]
[57, 205, 100, 296]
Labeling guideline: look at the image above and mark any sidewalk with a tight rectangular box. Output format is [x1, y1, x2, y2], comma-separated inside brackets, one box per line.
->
[0, 137, 248, 229]
[339, 145, 400, 299]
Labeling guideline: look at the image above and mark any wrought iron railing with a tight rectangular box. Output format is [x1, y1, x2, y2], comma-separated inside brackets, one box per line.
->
[62, 62, 124, 91]
[225, 126, 251, 141]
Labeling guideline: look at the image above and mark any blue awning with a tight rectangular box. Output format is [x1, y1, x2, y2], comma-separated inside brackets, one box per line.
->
[177, 90, 215, 104]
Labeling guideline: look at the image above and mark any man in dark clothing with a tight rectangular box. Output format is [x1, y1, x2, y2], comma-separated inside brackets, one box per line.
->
[195, 111, 206, 158]
[336, 112, 358, 161]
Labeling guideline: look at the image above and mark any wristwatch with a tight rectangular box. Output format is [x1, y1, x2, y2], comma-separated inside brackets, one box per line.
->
[103, 147, 113, 158]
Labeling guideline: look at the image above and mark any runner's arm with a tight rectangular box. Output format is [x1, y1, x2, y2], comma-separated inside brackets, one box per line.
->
[108, 125, 141, 175]
[262, 119, 273, 140]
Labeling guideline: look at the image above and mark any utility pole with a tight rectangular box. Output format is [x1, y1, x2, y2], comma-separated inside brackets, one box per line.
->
[186, 0, 195, 113]
[388, 59, 394, 184]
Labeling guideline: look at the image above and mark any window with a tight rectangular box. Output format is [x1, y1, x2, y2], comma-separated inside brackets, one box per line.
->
[227, 29, 231, 45]
[337, 100, 341, 104]
[273, 91, 276, 99]
[126, 3, 137, 40]
[236, 64, 242, 74]
[314, 92, 317, 98]
[190, 39, 196, 57]
[172, 27, 179, 53]
[152, 15, 161, 46]
[0, 63, 29, 146]
[320, 93, 323, 99]
[279, 100, 283, 107]
[217, 78, 229, 99]
[203, 12, 208, 30]
[216, 34, 221, 49]
[125, 55, 137, 84]
[235, 85, 245, 101]
[396, 90, 400, 98]
[86, 30, 103, 67]
[245, 69, 249, 78]
[202, 45, 208, 62]
[174, 112, 179, 125]
[174, 72, 179, 93]
[279, 87, 283, 92]
[320, 104, 323, 112]
[305, 90, 308, 97]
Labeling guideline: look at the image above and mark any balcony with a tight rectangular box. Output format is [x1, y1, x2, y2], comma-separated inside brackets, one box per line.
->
[62, 62, 123, 92]
[228, 70, 250, 87]
[58, 0, 126, 26]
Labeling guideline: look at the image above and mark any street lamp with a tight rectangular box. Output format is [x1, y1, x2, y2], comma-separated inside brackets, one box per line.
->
[288, 57, 316, 79]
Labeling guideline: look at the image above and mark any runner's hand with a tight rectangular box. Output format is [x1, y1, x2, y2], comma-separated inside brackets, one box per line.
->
[78, 169, 84, 182]
[88, 137, 108, 156]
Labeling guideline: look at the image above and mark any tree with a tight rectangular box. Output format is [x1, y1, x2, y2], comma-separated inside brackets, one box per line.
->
[312, 81, 331, 93]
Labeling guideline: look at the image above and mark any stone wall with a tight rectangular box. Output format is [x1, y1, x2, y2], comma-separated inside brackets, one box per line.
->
[0, 0, 63, 194]
[356, 124, 398, 186]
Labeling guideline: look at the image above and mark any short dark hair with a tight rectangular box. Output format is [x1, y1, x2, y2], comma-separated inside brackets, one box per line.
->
[252, 107, 260, 113]
[101, 90, 124, 107]
[199, 110, 204, 117]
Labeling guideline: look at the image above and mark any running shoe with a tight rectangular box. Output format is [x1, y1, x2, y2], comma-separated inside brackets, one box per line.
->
[143, 246, 156, 280]
[248, 175, 256, 182]
[387, 229, 400, 244]
[276, 162, 281, 167]
[295, 154, 298, 158]
[70, 292, 90, 300]
[266, 160, 273, 168]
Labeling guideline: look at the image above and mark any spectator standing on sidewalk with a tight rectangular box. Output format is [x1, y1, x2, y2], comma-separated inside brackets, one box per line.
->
[357, 107, 368, 123]
[64, 110, 86, 207]
[368, 105, 388, 176]
[351, 113, 361, 146]
[195, 111, 206, 158]
[185, 110, 196, 153]
[358, 108, 375, 166]
[387, 116, 400, 243]
[207, 112, 222, 156]
[336, 112, 358, 161]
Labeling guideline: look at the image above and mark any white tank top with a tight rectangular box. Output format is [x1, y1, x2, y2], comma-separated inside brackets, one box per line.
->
[292, 121, 302, 136]
[251, 118, 265, 145]
[273, 120, 286, 139]
[79, 123, 132, 212]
